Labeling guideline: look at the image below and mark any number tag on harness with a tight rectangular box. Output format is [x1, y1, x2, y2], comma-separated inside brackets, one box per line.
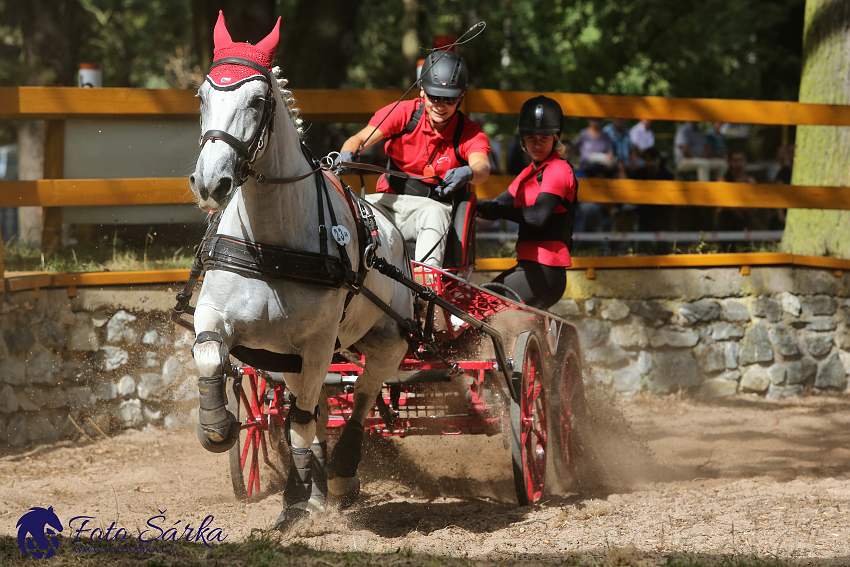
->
[332, 225, 351, 246]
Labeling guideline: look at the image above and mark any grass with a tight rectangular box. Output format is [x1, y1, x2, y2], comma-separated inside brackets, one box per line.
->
[2, 238, 195, 273]
[569, 240, 782, 258]
[6, 230, 781, 274]
[0, 534, 828, 567]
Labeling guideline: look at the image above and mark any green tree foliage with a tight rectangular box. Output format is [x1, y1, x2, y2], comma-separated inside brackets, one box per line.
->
[343, 0, 804, 101]
[78, 0, 197, 88]
[0, 0, 804, 97]
[0, 0, 197, 88]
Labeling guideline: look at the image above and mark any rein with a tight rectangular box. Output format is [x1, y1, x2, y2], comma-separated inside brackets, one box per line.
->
[331, 159, 442, 184]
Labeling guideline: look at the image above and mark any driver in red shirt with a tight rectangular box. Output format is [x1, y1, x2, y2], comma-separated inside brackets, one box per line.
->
[476, 96, 577, 309]
[339, 50, 490, 267]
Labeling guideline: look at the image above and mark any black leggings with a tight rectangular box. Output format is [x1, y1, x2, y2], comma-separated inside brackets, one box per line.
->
[490, 260, 567, 310]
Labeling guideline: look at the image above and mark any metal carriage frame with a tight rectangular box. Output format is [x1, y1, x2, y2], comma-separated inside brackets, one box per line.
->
[226, 258, 586, 507]
[172, 170, 587, 506]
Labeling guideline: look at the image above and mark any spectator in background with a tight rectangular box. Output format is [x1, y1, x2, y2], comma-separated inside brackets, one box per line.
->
[723, 151, 756, 184]
[632, 147, 673, 182]
[704, 122, 727, 160]
[716, 151, 756, 232]
[471, 114, 503, 175]
[603, 118, 638, 177]
[674, 121, 728, 182]
[629, 119, 655, 158]
[632, 147, 674, 253]
[506, 136, 531, 175]
[573, 118, 615, 177]
[774, 144, 794, 184]
[563, 141, 583, 177]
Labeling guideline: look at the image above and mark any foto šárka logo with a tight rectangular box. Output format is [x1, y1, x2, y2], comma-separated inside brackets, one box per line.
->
[16, 506, 228, 558]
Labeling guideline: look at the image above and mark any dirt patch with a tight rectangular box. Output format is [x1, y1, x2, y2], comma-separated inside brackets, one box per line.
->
[3, 392, 850, 565]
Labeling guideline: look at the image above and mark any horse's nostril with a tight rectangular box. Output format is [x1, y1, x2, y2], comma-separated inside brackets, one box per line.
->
[190, 174, 211, 199]
[211, 177, 232, 201]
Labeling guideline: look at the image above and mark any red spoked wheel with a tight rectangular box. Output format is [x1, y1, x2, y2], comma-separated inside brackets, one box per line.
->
[550, 346, 584, 486]
[228, 370, 285, 500]
[510, 331, 548, 505]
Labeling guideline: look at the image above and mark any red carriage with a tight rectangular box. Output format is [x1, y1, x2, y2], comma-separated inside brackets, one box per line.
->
[224, 195, 587, 506]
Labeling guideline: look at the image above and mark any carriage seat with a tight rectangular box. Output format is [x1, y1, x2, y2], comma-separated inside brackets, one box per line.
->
[442, 191, 477, 271]
[403, 191, 477, 271]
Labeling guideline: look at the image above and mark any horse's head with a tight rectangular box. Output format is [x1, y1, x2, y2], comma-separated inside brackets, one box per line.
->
[17, 506, 63, 534]
[190, 11, 281, 211]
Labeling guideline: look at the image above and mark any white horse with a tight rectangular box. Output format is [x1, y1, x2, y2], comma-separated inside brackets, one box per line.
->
[187, 12, 412, 527]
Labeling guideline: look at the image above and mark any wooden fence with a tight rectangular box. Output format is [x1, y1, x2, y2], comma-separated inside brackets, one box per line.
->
[1, 86, 850, 294]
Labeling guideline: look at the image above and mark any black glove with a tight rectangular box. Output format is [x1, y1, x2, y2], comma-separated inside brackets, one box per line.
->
[476, 199, 500, 220]
[435, 165, 473, 198]
[334, 150, 356, 174]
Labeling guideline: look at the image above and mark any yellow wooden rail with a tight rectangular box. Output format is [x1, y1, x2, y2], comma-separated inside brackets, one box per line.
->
[465, 89, 850, 125]
[4, 86, 850, 125]
[6, 253, 848, 295]
[2, 176, 848, 210]
[2, 86, 850, 292]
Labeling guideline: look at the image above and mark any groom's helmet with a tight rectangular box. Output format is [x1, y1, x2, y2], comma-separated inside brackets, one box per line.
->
[518, 96, 563, 137]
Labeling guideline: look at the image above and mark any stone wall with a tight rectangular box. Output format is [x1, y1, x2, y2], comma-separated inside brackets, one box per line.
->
[0, 288, 197, 446]
[2, 265, 850, 446]
[475, 265, 850, 398]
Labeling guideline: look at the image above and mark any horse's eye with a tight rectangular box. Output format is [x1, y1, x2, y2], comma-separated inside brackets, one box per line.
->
[249, 97, 264, 110]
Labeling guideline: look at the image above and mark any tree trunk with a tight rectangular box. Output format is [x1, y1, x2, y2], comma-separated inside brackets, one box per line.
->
[401, 0, 420, 85]
[10, 0, 84, 249]
[16, 121, 44, 247]
[781, 0, 850, 257]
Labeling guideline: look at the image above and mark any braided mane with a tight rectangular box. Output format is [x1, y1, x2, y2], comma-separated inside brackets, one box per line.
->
[272, 66, 304, 140]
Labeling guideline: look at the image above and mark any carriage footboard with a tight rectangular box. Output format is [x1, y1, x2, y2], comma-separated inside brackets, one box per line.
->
[366, 256, 516, 400]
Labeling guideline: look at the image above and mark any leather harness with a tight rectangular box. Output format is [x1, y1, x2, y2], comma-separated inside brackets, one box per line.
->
[173, 56, 408, 362]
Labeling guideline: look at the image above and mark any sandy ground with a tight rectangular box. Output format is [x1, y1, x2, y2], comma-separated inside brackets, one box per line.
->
[4, 390, 850, 565]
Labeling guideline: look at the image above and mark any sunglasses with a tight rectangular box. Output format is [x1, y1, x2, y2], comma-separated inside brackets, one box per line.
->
[425, 93, 460, 105]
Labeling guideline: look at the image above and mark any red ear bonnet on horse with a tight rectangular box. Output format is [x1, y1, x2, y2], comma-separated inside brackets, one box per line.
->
[207, 11, 281, 88]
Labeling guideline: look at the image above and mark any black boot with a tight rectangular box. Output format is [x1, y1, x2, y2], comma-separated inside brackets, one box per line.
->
[273, 446, 315, 530]
[327, 420, 364, 509]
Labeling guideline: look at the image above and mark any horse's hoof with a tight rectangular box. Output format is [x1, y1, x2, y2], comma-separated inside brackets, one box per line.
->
[196, 415, 239, 454]
[328, 474, 360, 510]
[307, 495, 327, 513]
[272, 498, 324, 531]
[272, 507, 310, 531]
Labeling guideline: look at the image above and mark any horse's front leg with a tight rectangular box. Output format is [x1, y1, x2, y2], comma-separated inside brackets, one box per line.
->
[192, 308, 239, 452]
[327, 333, 408, 508]
[274, 341, 333, 529]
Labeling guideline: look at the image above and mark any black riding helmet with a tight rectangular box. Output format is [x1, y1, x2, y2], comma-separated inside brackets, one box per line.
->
[518, 95, 563, 136]
[420, 50, 468, 98]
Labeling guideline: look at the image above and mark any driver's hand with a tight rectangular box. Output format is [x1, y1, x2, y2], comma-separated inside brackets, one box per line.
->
[333, 150, 356, 174]
[435, 165, 473, 198]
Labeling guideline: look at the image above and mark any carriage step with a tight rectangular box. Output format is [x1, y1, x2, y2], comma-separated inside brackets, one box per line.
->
[322, 369, 452, 386]
[264, 372, 361, 385]
[423, 413, 472, 419]
[386, 370, 452, 385]
[262, 370, 454, 387]
[265, 371, 286, 383]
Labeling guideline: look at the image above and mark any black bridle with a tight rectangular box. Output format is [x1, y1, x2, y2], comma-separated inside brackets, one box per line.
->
[200, 56, 313, 186]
